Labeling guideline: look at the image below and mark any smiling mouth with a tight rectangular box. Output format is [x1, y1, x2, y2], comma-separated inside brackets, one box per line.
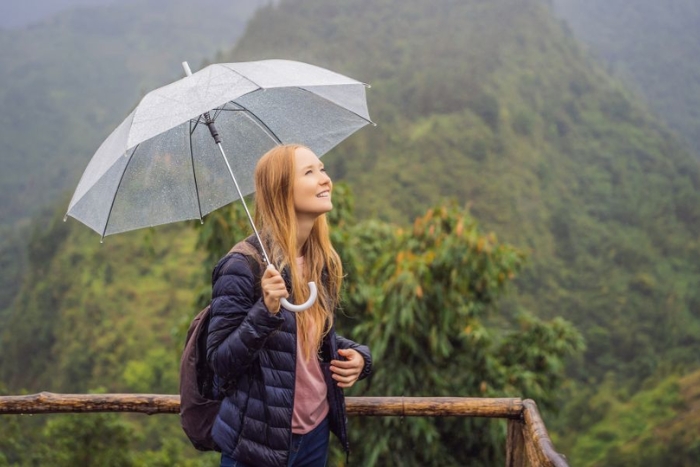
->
[317, 191, 330, 198]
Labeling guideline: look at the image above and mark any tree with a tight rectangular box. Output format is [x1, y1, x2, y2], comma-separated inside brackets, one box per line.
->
[35, 413, 134, 467]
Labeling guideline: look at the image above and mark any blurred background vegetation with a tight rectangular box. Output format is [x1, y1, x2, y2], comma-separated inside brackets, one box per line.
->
[1, 0, 700, 465]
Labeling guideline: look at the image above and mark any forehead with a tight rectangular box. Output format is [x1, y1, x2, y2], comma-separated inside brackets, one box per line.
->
[294, 147, 321, 167]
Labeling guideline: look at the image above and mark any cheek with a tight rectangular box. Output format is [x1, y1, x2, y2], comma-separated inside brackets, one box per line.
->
[293, 179, 315, 203]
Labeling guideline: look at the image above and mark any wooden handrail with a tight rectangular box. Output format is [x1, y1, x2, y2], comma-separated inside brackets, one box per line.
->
[0, 393, 524, 417]
[506, 399, 569, 467]
[0, 393, 568, 466]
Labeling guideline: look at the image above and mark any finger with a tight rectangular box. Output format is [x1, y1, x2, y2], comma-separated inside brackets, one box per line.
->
[262, 276, 283, 287]
[262, 277, 286, 289]
[262, 275, 287, 292]
[330, 359, 360, 369]
[330, 365, 360, 377]
[262, 264, 282, 279]
[265, 288, 289, 299]
[332, 374, 359, 387]
[332, 372, 358, 383]
[336, 349, 361, 362]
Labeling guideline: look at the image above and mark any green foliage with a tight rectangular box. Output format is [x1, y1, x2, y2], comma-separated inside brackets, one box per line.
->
[226, 0, 700, 386]
[0, 0, 268, 370]
[2, 0, 700, 462]
[551, 0, 700, 158]
[564, 370, 700, 467]
[221, 0, 700, 459]
[0, 198, 204, 392]
[326, 203, 583, 466]
[38, 413, 135, 467]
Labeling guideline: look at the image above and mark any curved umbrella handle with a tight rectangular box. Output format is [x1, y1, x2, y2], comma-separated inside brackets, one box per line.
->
[281, 282, 318, 312]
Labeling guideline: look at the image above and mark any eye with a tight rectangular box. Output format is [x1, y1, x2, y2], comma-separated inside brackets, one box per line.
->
[305, 170, 313, 175]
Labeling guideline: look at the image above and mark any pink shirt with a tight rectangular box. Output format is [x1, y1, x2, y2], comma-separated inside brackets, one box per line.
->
[292, 256, 329, 434]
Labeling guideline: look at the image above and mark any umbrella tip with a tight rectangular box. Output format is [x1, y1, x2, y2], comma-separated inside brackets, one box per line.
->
[182, 61, 193, 77]
[63, 215, 67, 222]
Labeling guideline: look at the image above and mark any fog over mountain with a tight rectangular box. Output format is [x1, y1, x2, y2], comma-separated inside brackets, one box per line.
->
[0, 0, 116, 29]
[551, 0, 700, 157]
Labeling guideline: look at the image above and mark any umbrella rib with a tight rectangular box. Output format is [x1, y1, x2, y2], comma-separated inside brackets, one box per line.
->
[189, 120, 204, 221]
[101, 144, 140, 241]
[230, 101, 284, 144]
[297, 86, 375, 125]
[189, 114, 206, 135]
[220, 65, 264, 90]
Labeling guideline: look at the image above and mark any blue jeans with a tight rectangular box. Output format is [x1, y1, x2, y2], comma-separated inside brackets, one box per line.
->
[220, 417, 329, 467]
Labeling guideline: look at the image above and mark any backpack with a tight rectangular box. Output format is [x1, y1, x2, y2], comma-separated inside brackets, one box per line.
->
[179, 236, 264, 452]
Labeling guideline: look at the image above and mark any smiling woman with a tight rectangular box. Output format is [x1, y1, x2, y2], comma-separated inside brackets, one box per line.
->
[205, 144, 372, 467]
[293, 147, 334, 233]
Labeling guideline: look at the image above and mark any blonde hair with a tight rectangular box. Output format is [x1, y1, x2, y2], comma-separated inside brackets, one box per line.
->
[254, 144, 343, 360]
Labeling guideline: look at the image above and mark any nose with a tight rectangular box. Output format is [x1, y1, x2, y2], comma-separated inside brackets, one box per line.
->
[321, 171, 331, 185]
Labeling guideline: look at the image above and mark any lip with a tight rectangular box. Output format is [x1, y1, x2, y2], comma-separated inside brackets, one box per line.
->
[316, 190, 330, 198]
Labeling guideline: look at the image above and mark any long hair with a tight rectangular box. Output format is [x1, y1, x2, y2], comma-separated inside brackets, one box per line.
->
[254, 144, 343, 360]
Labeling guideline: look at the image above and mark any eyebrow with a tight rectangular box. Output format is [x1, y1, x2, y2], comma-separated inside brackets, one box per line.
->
[300, 163, 324, 170]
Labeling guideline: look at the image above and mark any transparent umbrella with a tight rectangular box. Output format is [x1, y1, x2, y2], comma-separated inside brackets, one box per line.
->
[65, 59, 373, 310]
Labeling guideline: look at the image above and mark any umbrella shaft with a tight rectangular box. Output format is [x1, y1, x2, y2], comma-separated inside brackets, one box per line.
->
[215, 143, 271, 265]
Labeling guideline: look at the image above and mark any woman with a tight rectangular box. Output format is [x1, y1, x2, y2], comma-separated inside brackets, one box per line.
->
[207, 144, 372, 467]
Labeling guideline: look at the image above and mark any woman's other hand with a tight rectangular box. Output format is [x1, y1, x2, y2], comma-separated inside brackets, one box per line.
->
[261, 264, 289, 313]
[330, 348, 365, 388]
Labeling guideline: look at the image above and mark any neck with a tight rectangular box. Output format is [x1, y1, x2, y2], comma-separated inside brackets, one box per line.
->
[296, 216, 315, 257]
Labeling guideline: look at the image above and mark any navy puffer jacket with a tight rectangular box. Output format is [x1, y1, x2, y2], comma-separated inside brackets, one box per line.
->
[206, 243, 372, 466]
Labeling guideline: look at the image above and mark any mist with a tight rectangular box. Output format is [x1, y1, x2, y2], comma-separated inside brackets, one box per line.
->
[0, 0, 116, 29]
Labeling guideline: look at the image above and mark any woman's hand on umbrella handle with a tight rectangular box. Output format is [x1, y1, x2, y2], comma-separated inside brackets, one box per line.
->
[262, 264, 289, 314]
[281, 282, 317, 312]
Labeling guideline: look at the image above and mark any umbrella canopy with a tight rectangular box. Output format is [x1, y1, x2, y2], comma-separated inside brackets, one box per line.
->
[66, 59, 372, 238]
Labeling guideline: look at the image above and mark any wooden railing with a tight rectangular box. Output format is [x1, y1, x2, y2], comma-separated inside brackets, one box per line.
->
[0, 393, 568, 466]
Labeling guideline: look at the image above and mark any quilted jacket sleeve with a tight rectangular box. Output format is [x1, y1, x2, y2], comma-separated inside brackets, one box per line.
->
[206, 253, 284, 383]
[336, 335, 373, 381]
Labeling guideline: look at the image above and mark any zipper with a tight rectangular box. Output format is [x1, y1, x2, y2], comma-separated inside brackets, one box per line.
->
[287, 309, 297, 466]
[331, 332, 351, 456]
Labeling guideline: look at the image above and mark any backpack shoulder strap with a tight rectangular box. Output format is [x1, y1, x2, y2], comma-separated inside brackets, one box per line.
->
[223, 235, 265, 301]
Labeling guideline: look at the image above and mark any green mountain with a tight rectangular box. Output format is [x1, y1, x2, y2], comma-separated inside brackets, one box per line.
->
[228, 0, 700, 381]
[563, 369, 700, 466]
[0, 0, 264, 227]
[0, 0, 265, 334]
[3, 0, 700, 464]
[227, 0, 700, 460]
[551, 0, 700, 158]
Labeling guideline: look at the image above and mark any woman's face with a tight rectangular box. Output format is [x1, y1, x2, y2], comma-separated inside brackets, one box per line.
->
[293, 147, 333, 220]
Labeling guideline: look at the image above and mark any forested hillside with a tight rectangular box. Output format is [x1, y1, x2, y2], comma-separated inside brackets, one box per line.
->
[0, 0, 265, 336]
[551, 0, 700, 158]
[229, 0, 700, 378]
[2, 0, 700, 465]
[0, 0, 264, 226]
[225, 0, 700, 462]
